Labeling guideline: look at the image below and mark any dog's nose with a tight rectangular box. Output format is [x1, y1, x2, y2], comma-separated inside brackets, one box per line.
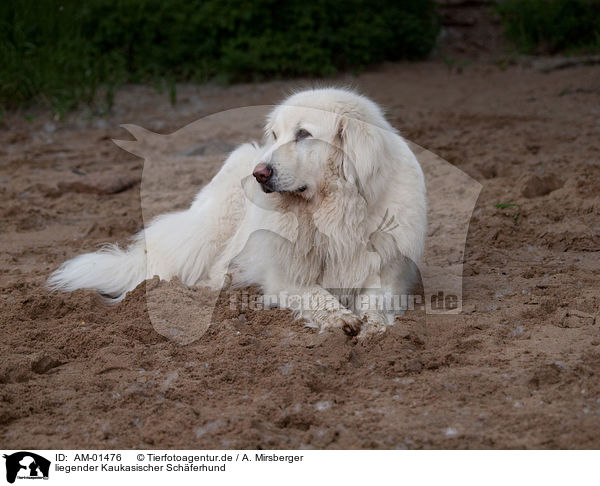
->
[253, 163, 272, 183]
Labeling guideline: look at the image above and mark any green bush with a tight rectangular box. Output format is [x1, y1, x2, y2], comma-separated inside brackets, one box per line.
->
[0, 0, 439, 114]
[497, 0, 600, 54]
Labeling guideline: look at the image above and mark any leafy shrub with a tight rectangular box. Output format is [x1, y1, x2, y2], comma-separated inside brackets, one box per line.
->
[497, 0, 600, 54]
[0, 0, 439, 114]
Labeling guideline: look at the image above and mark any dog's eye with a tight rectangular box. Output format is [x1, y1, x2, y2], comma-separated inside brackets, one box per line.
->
[295, 129, 312, 141]
[272, 131, 277, 141]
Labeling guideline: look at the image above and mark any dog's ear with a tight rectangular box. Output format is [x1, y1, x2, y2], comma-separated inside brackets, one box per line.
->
[337, 115, 386, 200]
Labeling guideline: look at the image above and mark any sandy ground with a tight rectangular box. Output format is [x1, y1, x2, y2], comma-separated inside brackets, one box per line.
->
[1, 59, 599, 449]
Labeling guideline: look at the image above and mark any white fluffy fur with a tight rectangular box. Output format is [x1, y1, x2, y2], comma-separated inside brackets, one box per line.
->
[48, 88, 427, 335]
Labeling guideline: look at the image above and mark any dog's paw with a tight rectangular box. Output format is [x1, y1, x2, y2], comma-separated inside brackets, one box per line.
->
[358, 321, 387, 338]
[358, 311, 392, 338]
[320, 313, 362, 336]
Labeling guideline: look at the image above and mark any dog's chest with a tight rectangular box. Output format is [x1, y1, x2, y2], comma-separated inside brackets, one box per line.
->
[287, 214, 373, 289]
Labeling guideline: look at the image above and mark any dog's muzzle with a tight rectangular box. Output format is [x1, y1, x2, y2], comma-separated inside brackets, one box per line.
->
[252, 163, 307, 194]
[253, 163, 275, 193]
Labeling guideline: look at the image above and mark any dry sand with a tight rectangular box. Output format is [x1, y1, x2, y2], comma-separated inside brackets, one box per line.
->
[1, 60, 599, 449]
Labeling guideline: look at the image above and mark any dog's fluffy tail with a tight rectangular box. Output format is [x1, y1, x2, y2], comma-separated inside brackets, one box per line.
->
[47, 236, 147, 303]
[47, 143, 261, 302]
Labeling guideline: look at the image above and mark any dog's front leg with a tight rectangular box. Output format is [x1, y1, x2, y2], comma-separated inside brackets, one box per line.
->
[356, 255, 419, 336]
[355, 270, 401, 337]
[272, 286, 362, 336]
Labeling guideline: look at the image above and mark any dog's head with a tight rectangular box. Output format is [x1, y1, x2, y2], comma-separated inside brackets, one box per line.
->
[254, 88, 397, 202]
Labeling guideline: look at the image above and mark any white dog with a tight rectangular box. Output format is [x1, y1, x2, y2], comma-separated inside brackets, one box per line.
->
[48, 88, 427, 336]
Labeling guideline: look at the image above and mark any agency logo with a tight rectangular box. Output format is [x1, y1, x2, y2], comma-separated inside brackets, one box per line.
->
[3, 452, 50, 483]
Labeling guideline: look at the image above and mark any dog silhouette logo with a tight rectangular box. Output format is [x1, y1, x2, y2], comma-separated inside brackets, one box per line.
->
[3, 452, 50, 483]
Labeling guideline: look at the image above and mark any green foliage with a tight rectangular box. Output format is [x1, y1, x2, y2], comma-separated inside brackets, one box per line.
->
[495, 203, 521, 223]
[0, 0, 439, 114]
[497, 0, 600, 54]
